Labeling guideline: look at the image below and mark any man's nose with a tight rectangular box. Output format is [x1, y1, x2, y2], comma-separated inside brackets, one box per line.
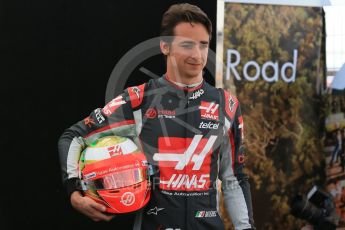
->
[190, 46, 202, 59]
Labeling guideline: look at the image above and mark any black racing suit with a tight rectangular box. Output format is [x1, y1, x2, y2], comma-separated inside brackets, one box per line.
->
[58, 75, 255, 230]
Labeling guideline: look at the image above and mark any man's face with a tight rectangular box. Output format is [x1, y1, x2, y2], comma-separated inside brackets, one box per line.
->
[162, 22, 210, 80]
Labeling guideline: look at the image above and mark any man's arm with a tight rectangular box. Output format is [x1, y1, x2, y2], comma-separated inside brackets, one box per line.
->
[218, 90, 255, 230]
[58, 84, 145, 220]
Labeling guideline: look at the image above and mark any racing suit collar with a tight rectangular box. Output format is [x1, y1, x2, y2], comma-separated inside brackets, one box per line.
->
[164, 74, 204, 92]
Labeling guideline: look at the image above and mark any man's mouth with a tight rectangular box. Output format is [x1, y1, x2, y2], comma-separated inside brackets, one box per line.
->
[186, 62, 202, 66]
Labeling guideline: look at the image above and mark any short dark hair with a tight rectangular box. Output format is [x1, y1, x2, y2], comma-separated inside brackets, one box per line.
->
[160, 3, 212, 42]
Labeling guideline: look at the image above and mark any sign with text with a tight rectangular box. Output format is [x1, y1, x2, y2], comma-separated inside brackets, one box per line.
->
[218, 2, 325, 229]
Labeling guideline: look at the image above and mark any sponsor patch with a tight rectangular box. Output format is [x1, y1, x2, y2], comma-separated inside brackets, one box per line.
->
[108, 145, 123, 157]
[131, 87, 140, 100]
[199, 121, 219, 130]
[199, 101, 219, 121]
[229, 95, 236, 112]
[147, 207, 164, 215]
[102, 95, 126, 116]
[153, 135, 217, 191]
[158, 109, 176, 119]
[84, 172, 96, 180]
[144, 108, 176, 119]
[189, 89, 204, 100]
[144, 108, 157, 119]
[120, 192, 135, 206]
[84, 116, 95, 128]
[195, 210, 217, 218]
[94, 108, 105, 123]
[128, 84, 145, 108]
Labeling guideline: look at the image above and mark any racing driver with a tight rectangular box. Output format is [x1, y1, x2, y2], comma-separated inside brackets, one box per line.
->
[58, 3, 255, 230]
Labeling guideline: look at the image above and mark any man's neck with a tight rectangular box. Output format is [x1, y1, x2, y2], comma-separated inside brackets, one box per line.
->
[168, 77, 203, 88]
[164, 71, 203, 85]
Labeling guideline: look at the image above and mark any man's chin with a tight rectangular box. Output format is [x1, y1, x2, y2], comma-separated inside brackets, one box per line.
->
[182, 67, 202, 76]
[185, 71, 203, 79]
[172, 68, 203, 80]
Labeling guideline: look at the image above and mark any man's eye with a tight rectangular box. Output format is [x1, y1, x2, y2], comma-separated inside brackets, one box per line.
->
[200, 44, 209, 49]
[181, 44, 193, 49]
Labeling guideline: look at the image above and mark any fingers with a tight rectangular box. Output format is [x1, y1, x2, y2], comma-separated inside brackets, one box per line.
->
[89, 200, 107, 212]
[82, 197, 114, 222]
[88, 209, 116, 222]
[70, 192, 115, 222]
[88, 202, 115, 221]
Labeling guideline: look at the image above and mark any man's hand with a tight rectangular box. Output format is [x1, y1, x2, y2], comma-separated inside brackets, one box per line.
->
[70, 191, 115, 222]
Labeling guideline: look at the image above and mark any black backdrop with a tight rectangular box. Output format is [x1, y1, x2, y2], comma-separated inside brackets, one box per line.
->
[1, 1, 216, 229]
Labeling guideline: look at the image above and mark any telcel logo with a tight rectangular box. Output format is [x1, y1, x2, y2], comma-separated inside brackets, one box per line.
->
[199, 121, 219, 130]
[226, 49, 298, 83]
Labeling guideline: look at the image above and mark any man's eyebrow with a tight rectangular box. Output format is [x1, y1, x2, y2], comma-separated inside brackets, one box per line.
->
[179, 40, 209, 45]
[180, 40, 196, 44]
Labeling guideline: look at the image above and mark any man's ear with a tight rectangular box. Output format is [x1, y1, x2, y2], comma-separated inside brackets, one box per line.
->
[160, 40, 170, 55]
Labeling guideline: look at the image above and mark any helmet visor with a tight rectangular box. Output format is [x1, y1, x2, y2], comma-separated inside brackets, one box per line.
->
[82, 168, 147, 190]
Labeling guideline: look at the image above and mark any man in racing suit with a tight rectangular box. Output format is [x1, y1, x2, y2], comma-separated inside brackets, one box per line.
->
[58, 3, 255, 230]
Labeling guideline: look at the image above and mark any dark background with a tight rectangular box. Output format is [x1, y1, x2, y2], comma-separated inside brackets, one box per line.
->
[1, 1, 216, 229]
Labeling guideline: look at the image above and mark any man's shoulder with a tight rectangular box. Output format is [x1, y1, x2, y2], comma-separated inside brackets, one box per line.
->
[124, 77, 161, 108]
[216, 88, 240, 120]
[125, 82, 147, 109]
[217, 87, 238, 100]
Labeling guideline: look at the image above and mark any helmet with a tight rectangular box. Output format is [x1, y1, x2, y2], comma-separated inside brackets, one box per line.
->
[78, 136, 150, 214]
